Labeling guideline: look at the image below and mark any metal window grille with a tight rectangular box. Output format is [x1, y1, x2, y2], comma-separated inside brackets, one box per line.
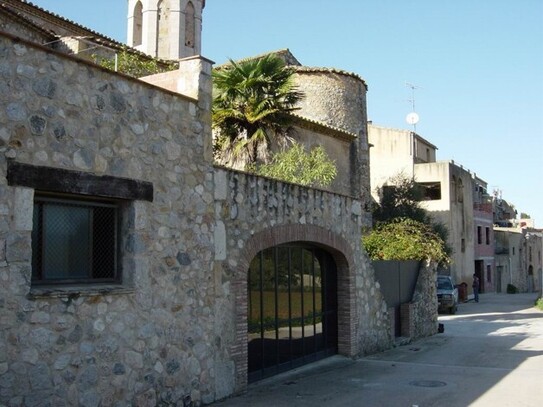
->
[32, 195, 119, 284]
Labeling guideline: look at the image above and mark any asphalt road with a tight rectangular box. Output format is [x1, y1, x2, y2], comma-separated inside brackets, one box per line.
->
[214, 292, 543, 407]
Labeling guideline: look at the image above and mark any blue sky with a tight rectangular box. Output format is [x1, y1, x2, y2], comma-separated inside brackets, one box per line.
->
[32, 0, 543, 225]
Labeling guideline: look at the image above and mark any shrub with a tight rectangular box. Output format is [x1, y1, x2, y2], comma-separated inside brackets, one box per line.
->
[362, 217, 451, 264]
[249, 143, 337, 188]
[535, 298, 543, 311]
[94, 49, 177, 78]
[506, 284, 518, 294]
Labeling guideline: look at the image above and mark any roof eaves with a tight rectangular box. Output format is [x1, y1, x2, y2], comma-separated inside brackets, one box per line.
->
[11, 0, 125, 49]
[214, 48, 302, 69]
[288, 113, 357, 142]
[3, 1, 176, 65]
[0, 3, 57, 40]
[293, 66, 368, 89]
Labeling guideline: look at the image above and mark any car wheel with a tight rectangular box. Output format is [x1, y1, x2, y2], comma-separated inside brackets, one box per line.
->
[449, 305, 456, 315]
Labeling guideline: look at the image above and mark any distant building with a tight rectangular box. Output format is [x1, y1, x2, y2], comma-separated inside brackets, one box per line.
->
[494, 227, 542, 293]
[492, 194, 517, 226]
[368, 124, 494, 295]
[473, 177, 495, 292]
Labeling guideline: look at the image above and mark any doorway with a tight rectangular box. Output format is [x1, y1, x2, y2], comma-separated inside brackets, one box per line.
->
[247, 245, 338, 383]
[474, 260, 485, 293]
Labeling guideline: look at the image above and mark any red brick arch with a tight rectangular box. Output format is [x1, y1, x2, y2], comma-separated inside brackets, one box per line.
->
[230, 224, 357, 391]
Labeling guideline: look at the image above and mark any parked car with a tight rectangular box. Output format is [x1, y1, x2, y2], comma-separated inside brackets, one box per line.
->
[437, 275, 458, 314]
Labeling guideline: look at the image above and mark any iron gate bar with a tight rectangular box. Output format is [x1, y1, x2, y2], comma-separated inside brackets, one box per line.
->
[288, 248, 293, 361]
[258, 250, 264, 373]
[274, 247, 279, 367]
[312, 248, 317, 354]
[300, 248, 305, 357]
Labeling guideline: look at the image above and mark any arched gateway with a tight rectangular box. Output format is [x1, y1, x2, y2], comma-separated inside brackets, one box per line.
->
[248, 244, 338, 382]
[229, 223, 356, 386]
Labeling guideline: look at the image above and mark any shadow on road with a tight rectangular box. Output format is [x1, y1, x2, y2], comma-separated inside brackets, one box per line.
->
[214, 292, 543, 406]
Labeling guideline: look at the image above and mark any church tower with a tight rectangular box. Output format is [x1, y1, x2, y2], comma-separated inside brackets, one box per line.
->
[127, 0, 205, 60]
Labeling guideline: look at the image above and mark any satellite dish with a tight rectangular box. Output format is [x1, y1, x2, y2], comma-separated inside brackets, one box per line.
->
[406, 112, 419, 125]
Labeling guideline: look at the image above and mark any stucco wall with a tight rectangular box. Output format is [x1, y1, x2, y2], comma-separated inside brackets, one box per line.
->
[368, 124, 415, 199]
[415, 162, 475, 287]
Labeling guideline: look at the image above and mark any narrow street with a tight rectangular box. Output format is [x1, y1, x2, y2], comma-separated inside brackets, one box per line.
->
[215, 293, 543, 406]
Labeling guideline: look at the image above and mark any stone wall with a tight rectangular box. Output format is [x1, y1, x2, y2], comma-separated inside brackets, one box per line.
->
[293, 69, 367, 137]
[0, 32, 218, 406]
[292, 69, 371, 206]
[213, 168, 392, 393]
[410, 261, 439, 339]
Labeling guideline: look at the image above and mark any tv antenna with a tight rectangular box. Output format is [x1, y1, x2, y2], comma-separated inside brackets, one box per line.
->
[405, 82, 420, 131]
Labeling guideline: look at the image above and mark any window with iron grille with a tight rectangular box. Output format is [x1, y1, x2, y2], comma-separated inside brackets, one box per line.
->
[31, 194, 120, 284]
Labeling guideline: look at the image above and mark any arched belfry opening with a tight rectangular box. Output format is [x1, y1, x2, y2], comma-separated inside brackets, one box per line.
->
[132, 1, 143, 47]
[127, 0, 204, 60]
[184, 1, 195, 48]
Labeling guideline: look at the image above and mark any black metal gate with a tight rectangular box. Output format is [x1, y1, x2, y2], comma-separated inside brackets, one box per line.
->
[373, 260, 420, 337]
[248, 245, 338, 383]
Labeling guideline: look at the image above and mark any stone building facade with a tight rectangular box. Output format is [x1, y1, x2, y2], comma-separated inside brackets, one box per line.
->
[0, 2, 441, 405]
[494, 227, 542, 294]
[0, 30, 395, 404]
[292, 66, 371, 202]
[473, 177, 495, 293]
[0, 31, 218, 405]
[214, 49, 371, 202]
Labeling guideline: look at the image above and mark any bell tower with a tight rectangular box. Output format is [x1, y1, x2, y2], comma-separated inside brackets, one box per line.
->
[127, 0, 205, 60]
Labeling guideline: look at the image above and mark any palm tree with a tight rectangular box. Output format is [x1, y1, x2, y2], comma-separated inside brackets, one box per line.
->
[212, 54, 303, 167]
